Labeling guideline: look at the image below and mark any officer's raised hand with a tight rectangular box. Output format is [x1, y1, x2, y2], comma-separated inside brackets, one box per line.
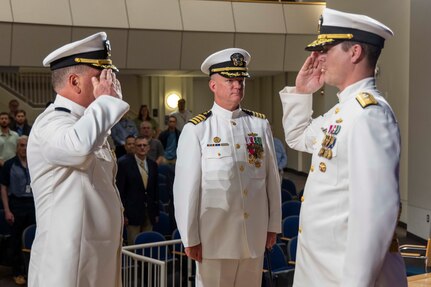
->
[296, 52, 325, 94]
[92, 69, 123, 99]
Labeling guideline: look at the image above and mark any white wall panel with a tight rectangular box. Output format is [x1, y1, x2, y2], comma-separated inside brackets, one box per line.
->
[0, 23, 12, 66]
[11, 0, 72, 25]
[284, 34, 315, 71]
[127, 30, 182, 70]
[11, 24, 72, 67]
[181, 32, 235, 70]
[181, 0, 234, 32]
[233, 3, 286, 34]
[70, 0, 128, 28]
[235, 33, 285, 72]
[126, 0, 182, 30]
[0, 0, 13, 22]
[284, 4, 324, 34]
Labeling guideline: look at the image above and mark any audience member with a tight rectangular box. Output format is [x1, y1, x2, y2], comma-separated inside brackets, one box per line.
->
[0, 112, 19, 169]
[11, 109, 32, 136]
[8, 99, 19, 128]
[158, 115, 180, 165]
[27, 32, 128, 287]
[134, 104, 159, 137]
[170, 98, 192, 131]
[273, 135, 287, 179]
[111, 116, 138, 158]
[139, 121, 165, 165]
[116, 136, 159, 245]
[124, 135, 136, 155]
[0, 136, 35, 285]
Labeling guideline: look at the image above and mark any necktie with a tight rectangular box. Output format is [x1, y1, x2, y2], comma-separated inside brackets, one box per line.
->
[139, 161, 148, 188]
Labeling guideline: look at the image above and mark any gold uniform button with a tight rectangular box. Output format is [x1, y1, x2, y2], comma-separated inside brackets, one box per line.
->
[239, 165, 244, 172]
[312, 139, 317, 145]
[335, 107, 340, 114]
[319, 162, 326, 173]
[301, 196, 304, 202]
[298, 227, 302, 233]
[231, 121, 237, 126]
[235, 143, 241, 149]
[243, 189, 248, 196]
[244, 212, 249, 219]
[310, 165, 314, 172]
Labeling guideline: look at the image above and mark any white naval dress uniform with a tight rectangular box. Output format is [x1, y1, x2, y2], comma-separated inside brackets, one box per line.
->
[280, 77, 407, 287]
[27, 95, 129, 287]
[174, 102, 281, 285]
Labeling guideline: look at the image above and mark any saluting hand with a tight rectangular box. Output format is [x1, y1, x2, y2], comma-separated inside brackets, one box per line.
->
[92, 69, 123, 100]
[296, 52, 325, 94]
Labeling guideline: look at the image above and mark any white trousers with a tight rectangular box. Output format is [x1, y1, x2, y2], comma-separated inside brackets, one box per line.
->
[195, 256, 264, 287]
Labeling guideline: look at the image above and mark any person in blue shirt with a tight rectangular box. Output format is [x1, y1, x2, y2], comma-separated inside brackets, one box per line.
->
[0, 135, 35, 285]
[111, 116, 138, 158]
[273, 134, 287, 179]
[158, 115, 180, 165]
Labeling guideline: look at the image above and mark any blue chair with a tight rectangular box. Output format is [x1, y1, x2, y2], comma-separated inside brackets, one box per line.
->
[281, 189, 293, 203]
[282, 179, 297, 198]
[22, 224, 36, 252]
[158, 183, 171, 205]
[287, 236, 298, 267]
[152, 212, 172, 238]
[281, 215, 299, 242]
[134, 231, 169, 260]
[22, 224, 36, 273]
[262, 244, 295, 287]
[282, 201, 301, 219]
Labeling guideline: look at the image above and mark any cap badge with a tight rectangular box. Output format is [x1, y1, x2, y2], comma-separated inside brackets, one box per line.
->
[231, 53, 245, 67]
[105, 40, 112, 58]
[318, 14, 323, 34]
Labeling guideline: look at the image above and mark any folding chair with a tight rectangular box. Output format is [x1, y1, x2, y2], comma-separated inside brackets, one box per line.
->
[400, 228, 431, 276]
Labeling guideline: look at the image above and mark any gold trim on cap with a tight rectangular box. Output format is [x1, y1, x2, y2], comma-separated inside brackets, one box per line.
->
[318, 34, 354, 40]
[211, 67, 248, 73]
[75, 58, 113, 65]
[307, 34, 354, 48]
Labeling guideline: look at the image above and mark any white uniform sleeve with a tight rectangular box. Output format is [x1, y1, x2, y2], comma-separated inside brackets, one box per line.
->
[41, 96, 129, 166]
[341, 107, 400, 286]
[279, 86, 325, 153]
[264, 121, 282, 233]
[173, 123, 202, 247]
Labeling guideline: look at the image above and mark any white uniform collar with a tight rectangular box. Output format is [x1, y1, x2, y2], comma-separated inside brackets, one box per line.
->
[337, 77, 376, 104]
[211, 102, 243, 119]
[54, 95, 86, 117]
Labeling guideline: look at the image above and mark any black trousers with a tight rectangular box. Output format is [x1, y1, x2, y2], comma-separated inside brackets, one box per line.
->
[9, 196, 35, 276]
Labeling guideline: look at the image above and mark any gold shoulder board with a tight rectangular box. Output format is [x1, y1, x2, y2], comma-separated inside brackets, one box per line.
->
[242, 109, 266, 119]
[356, 92, 378, 108]
[188, 110, 212, 125]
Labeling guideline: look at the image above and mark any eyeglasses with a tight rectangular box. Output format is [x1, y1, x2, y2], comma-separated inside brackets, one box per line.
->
[135, 144, 149, 147]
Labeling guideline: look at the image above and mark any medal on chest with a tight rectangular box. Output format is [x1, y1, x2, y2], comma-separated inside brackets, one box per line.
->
[319, 124, 341, 160]
[246, 133, 264, 168]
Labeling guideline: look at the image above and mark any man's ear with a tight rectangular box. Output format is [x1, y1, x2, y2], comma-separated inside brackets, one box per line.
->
[68, 73, 81, 93]
[209, 79, 216, 93]
[351, 44, 364, 64]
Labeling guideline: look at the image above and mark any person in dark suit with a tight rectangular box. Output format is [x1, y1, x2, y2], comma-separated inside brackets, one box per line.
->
[116, 135, 159, 245]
